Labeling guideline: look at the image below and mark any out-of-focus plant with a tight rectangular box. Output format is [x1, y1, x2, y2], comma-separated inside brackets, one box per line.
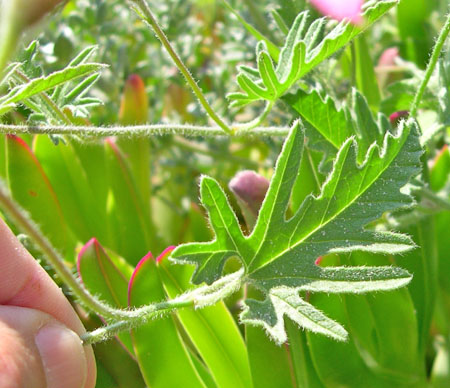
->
[1, 0, 450, 387]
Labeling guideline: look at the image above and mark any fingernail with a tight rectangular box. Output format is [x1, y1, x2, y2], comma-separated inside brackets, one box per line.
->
[35, 324, 87, 388]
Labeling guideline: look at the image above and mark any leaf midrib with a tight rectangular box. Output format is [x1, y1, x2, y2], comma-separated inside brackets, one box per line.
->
[248, 131, 408, 274]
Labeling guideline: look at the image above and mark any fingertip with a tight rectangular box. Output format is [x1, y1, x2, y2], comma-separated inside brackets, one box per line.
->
[35, 324, 88, 388]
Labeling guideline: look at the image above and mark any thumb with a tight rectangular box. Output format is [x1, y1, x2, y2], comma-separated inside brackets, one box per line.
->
[0, 306, 90, 388]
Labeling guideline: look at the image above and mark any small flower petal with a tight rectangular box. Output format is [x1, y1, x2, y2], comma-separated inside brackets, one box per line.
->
[309, 0, 364, 24]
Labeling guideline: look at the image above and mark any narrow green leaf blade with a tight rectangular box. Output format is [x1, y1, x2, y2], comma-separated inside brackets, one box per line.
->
[77, 239, 135, 355]
[128, 254, 206, 388]
[6, 135, 74, 256]
[158, 251, 252, 388]
[0, 63, 105, 108]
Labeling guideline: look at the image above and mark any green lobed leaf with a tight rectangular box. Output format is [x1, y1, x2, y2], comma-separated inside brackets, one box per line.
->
[0, 63, 106, 115]
[172, 117, 422, 344]
[285, 87, 389, 172]
[228, 1, 397, 107]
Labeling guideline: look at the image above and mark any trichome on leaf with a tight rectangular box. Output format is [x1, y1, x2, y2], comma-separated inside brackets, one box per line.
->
[172, 118, 422, 344]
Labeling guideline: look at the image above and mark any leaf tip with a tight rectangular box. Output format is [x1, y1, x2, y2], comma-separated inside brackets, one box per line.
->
[156, 246, 176, 263]
[127, 251, 154, 304]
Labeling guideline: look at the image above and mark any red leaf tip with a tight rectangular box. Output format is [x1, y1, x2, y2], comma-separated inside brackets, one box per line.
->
[156, 246, 176, 263]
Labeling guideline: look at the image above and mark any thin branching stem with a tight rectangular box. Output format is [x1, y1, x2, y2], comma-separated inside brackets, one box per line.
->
[81, 298, 195, 344]
[0, 123, 290, 137]
[0, 182, 245, 343]
[410, 12, 450, 117]
[0, 180, 128, 320]
[129, 0, 233, 135]
[14, 69, 73, 125]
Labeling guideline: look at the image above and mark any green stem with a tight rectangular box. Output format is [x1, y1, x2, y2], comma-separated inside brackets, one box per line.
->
[350, 42, 357, 88]
[81, 298, 195, 344]
[0, 180, 127, 320]
[129, 0, 233, 135]
[236, 101, 274, 132]
[0, 123, 290, 137]
[172, 137, 265, 169]
[242, 0, 279, 45]
[82, 267, 244, 344]
[14, 70, 72, 125]
[410, 12, 450, 117]
[0, 183, 245, 343]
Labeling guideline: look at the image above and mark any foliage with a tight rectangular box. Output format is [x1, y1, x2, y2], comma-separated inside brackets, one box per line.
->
[1, 0, 450, 387]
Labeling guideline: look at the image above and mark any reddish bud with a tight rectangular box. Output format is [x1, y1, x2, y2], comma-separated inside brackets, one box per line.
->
[229, 170, 270, 229]
[119, 74, 149, 125]
[389, 110, 409, 127]
[378, 47, 399, 67]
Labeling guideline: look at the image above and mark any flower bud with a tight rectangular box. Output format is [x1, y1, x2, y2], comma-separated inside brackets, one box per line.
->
[378, 47, 399, 68]
[377, 47, 401, 87]
[229, 170, 270, 230]
[389, 110, 409, 127]
[119, 74, 149, 125]
[309, 0, 363, 25]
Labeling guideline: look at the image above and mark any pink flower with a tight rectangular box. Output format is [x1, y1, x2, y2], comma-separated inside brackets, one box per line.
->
[310, 0, 364, 24]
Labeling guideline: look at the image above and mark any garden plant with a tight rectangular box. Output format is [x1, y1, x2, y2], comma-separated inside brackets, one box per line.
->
[0, 0, 450, 387]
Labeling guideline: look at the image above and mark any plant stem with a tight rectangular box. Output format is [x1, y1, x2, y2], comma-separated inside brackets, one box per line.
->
[82, 267, 245, 344]
[129, 0, 233, 135]
[0, 184, 245, 342]
[81, 298, 195, 344]
[350, 41, 357, 88]
[172, 137, 265, 169]
[14, 69, 73, 125]
[0, 180, 128, 320]
[410, 12, 450, 117]
[236, 101, 274, 132]
[0, 123, 290, 138]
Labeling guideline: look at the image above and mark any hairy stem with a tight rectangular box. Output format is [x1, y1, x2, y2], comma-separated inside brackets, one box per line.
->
[14, 69, 73, 125]
[0, 123, 290, 138]
[81, 298, 195, 344]
[0, 184, 245, 343]
[237, 101, 274, 132]
[0, 180, 128, 320]
[82, 267, 245, 344]
[410, 12, 450, 117]
[129, 0, 233, 135]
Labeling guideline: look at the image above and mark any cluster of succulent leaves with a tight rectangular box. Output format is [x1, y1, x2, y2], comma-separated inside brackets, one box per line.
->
[1, 0, 450, 387]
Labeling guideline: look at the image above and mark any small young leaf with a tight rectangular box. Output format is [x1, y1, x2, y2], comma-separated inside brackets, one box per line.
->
[229, 1, 397, 107]
[0, 63, 106, 115]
